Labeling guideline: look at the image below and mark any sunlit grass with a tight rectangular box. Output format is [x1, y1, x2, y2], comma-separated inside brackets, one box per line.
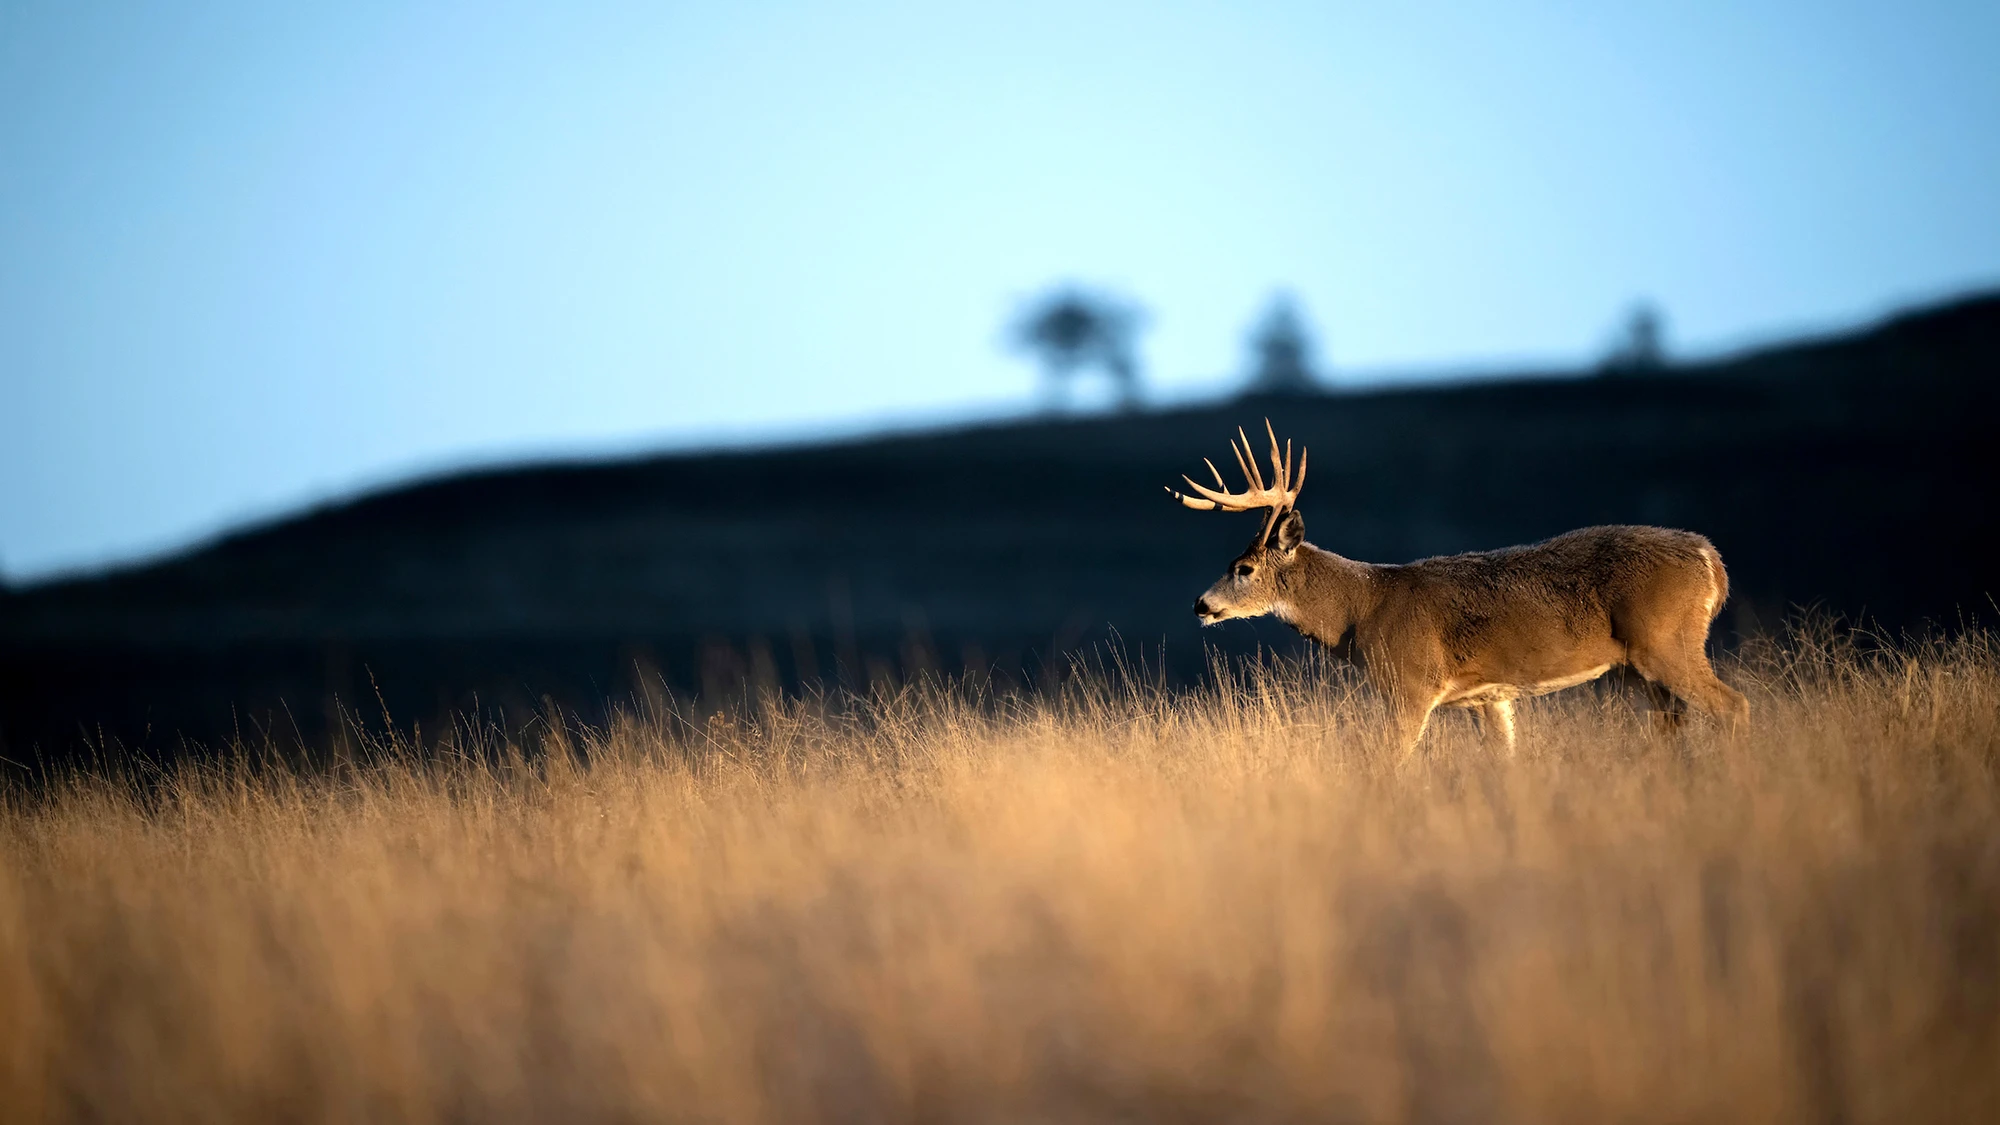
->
[3, 627, 1997, 1123]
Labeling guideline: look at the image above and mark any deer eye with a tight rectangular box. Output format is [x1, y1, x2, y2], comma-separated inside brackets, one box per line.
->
[1234, 564, 1254, 578]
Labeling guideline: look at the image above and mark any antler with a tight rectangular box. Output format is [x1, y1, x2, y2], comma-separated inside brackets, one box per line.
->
[1165, 419, 1308, 539]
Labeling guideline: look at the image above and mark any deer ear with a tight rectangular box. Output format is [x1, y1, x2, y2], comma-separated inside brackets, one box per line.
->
[1272, 509, 1304, 553]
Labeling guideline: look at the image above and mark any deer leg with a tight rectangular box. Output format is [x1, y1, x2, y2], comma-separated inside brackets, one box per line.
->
[1392, 689, 1445, 762]
[1628, 644, 1750, 730]
[1627, 673, 1684, 733]
[1478, 699, 1518, 755]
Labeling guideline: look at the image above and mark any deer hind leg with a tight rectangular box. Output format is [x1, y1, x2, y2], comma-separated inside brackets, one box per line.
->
[1634, 675, 1685, 733]
[1477, 699, 1518, 755]
[1627, 640, 1749, 731]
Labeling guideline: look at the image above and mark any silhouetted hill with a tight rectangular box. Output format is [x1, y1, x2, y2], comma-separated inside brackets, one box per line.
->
[4, 292, 1998, 760]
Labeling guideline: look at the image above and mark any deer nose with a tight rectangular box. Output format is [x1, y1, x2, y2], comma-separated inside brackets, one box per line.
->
[1193, 597, 1213, 617]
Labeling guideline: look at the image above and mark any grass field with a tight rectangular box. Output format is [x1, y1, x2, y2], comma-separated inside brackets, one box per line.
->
[3, 627, 1997, 1123]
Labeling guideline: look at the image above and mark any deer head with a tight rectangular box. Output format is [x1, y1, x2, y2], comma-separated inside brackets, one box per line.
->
[1167, 420, 1309, 625]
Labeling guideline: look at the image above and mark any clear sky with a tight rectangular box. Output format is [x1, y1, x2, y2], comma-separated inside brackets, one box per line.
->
[4, 1, 1997, 580]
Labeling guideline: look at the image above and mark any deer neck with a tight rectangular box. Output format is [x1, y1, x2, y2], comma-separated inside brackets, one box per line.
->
[1273, 544, 1379, 647]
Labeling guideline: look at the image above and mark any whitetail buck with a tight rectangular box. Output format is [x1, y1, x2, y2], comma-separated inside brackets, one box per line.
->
[1169, 421, 1749, 754]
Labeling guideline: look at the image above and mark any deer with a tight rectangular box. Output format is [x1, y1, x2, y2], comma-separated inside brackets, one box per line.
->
[1169, 421, 1750, 755]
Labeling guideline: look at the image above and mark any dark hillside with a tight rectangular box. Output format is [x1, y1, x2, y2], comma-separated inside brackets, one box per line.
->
[4, 292, 1997, 759]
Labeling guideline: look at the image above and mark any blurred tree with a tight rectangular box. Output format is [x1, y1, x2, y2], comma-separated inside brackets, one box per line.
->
[1009, 287, 1145, 412]
[1601, 302, 1667, 376]
[1246, 294, 1321, 394]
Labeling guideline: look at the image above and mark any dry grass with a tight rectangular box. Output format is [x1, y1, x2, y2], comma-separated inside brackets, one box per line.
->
[3, 628, 1998, 1123]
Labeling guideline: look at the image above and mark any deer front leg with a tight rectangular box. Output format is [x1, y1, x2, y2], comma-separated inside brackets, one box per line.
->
[1478, 699, 1518, 755]
[1363, 651, 1448, 762]
[1390, 684, 1447, 762]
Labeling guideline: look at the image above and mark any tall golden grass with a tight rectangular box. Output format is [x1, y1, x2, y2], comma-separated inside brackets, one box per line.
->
[3, 628, 1998, 1123]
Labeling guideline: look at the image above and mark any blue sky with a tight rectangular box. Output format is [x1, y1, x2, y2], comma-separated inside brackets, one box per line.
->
[4, 1, 1997, 580]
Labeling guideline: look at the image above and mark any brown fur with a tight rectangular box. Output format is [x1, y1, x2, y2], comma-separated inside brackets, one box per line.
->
[1194, 519, 1750, 754]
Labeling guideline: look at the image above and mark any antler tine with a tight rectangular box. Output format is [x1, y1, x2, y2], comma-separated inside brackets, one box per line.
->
[1227, 438, 1253, 493]
[1235, 427, 1266, 492]
[1264, 419, 1286, 493]
[1168, 482, 1218, 510]
[1294, 444, 1307, 495]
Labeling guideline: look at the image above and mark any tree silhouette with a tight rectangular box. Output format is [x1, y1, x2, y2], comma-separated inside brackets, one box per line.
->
[1009, 287, 1145, 412]
[1245, 294, 1320, 394]
[1601, 302, 1667, 376]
